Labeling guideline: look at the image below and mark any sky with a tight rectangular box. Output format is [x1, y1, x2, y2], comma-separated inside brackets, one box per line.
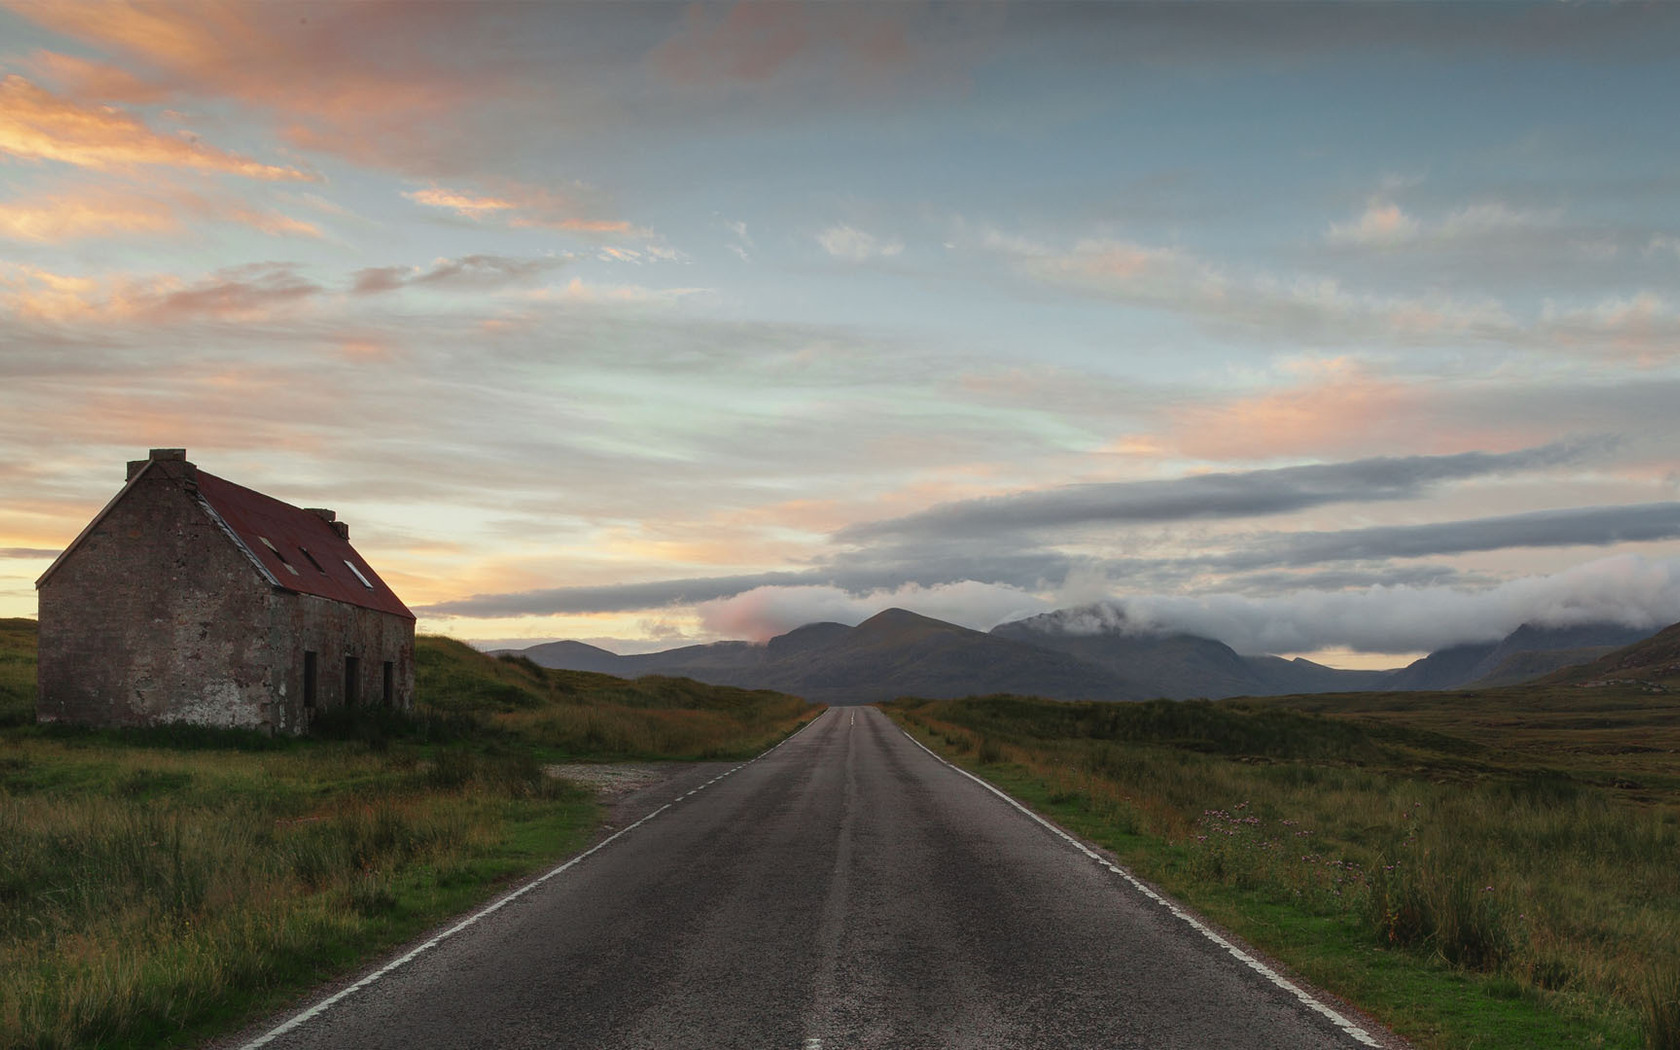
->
[4, 1, 1680, 670]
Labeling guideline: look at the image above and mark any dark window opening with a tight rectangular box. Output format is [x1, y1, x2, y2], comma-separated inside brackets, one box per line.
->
[344, 656, 360, 707]
[382, 661, 394, 706]
[303, 651, 317, 710]
[298, 546, 328, 574]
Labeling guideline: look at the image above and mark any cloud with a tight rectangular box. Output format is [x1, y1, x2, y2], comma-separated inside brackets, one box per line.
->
[1648, 235, 1680, 259]
[146, 264, 320, 322]
[531, 277, 710, 306]
[0, 75, 313, 179]
[818, 224, 905, 262]
[351, 255, 566, 295]
[0, 547, 58, 559]
[421, 571, 826, 618]
[696, 581, 1051, 642]
[1326, 199, 1556, 248]
[0, 262, 321, 324]
[404, 182, 641, 236]
[1326, 200, 1420, 247]
[1095, 554, 1680, 655]
[1222, 502, 1680, 570]
[980, 228, 1513, 347]
[10, 5, 549, 175]
[837, 441, 1603, 544]
[1537, 293, 1680, 363]
[652, 2, 921, 85]
[411, 489, 1675, 627]
[1167, 358, 1432, 461]
[0, 187, 176, 241]
[0, 183, 321, 242]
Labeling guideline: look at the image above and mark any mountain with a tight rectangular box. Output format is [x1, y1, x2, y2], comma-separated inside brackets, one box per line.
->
[1545, 620, 1680, 686]
[1386, 622, 1661, 691]
[992, 608, 1391, 699]
[497, 607, 1662, 705]
[497, 640, 626, 674]
[508, 608, 1139, 704]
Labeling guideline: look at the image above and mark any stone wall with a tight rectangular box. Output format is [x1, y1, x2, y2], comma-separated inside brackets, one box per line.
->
[37, 460, 280, 730]
[266, 592, 415, 732]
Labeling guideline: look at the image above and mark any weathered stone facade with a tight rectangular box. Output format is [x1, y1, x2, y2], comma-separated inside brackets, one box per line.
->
[36, 449, 415, 734]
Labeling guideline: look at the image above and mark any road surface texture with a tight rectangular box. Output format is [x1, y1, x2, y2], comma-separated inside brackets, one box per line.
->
[233, 706, 1400, 1050]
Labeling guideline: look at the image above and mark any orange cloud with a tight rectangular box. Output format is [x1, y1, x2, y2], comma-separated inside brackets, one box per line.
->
[0, 183, 320, 242]
[404, 182, 639, 236]
[0, 75, 313, 179]
[10, 4, 526, 175]
[0, 189, 176, 241]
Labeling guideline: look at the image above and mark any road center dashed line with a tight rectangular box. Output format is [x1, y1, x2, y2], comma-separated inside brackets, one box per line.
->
[236, 710, 830, 1050]
[897, 722, 1383, 1048]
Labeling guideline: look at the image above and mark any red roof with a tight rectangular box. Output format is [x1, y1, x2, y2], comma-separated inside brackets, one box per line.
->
[195, 471, 415, 620]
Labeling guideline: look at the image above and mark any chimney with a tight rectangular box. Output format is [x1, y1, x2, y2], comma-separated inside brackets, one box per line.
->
[305, 508, 348, 539]
[128, 448, 194, 483]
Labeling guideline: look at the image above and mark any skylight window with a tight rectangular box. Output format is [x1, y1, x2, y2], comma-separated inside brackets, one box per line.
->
[298, 546, 327, 574]
[343, 559, 374, 589]
[258, 536, 300, 576]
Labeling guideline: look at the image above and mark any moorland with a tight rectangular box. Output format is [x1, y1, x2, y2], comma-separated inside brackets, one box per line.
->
[0, 619, 816, 1050]
[884, 630, 1680, 1050]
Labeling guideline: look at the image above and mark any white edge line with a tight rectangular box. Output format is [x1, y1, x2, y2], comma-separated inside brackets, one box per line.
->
[238, 709, 829, 1049]
[896, 722, 1382, 1048]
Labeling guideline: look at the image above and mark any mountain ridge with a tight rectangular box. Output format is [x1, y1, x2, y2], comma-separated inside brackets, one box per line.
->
[494, 607, 1665, 704]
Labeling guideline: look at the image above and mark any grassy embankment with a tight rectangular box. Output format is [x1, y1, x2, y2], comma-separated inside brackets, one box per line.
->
[0, 619, 817, 1050]
[884, 683, 1680, 1050]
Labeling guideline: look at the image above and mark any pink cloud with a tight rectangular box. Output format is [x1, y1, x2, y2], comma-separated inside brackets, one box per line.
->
[1167, 359, 1501, 462]
[0, 75, 314, 179]
[9, 4, 544, 175]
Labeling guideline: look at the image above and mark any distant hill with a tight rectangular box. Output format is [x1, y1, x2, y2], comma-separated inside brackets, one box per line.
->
[1544, 620, 1680, 687]
[991, 607, 1392, 698]
[501, 606, 1664, 704]
[1385, 622, 1660, 691]
[491, 640, 626, 675]
[544, 609, 1142, 704]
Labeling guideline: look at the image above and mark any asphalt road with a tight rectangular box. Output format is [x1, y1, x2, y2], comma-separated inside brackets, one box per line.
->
[236, 707, 1393, 1050]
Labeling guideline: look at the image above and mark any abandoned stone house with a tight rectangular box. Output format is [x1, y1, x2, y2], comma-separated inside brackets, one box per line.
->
[35, 448, 415, 734]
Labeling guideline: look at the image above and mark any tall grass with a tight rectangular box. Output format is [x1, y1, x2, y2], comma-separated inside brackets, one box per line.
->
[888, 694, 1680, 1046]
[0, 738, 589, 1050]
[0, 625, 818, 1049]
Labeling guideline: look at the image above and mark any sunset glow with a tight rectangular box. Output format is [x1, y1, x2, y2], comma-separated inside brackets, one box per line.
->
[4, 2, 1680, 665]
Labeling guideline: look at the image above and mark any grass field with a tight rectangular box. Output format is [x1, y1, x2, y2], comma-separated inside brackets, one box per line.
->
[884, 682, 1680, 1050]
[0, 622, 818, 1050]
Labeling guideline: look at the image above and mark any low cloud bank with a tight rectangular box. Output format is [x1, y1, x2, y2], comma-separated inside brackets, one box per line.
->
[696, 581, 1054, 642]
[693, 554, 1680, 655]
[1062, 554, 1680, 654]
